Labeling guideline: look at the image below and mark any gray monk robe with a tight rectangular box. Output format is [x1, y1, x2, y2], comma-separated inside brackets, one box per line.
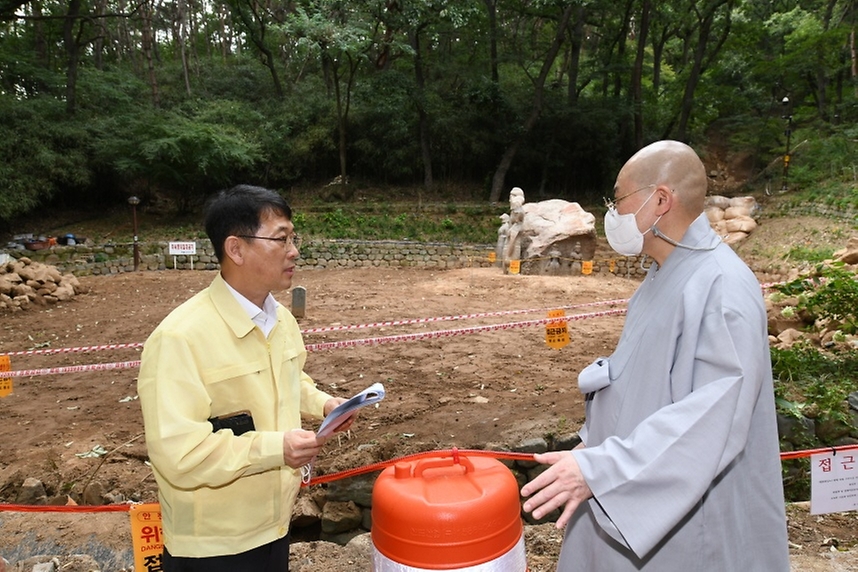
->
[559, 215, 789, 571]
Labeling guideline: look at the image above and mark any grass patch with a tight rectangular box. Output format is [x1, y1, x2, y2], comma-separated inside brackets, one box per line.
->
[292, 203, 510, 243]
[784, 245, 836, 263]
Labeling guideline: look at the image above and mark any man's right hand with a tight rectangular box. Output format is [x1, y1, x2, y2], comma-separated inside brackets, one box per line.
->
[283, 429, 326, 469]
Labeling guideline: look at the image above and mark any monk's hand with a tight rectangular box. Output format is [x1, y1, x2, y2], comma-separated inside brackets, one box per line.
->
[520, 451, 593, 529]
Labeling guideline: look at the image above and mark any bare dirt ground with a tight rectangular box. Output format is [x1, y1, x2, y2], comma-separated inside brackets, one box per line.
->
[1, 214, 858, 571]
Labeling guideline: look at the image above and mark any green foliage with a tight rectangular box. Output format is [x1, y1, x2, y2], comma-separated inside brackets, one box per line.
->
[772, 262, 858, 500]
[772, 343, 858, 403]
[292, 203, 504, 243]
[772, 342, 858, 500]
[75, 66, 150, 113]
[1, 0, 858, 217]
[0, 95, 91, 220]
[89, 102, 264, 212]
[784, 245, 836, 264]
[190, 56, 279, 103]
[772, 342, 858, 443]
[776, 263, 858, 334]
[350, 70, 421, 181]
[773, 126, 858, 211]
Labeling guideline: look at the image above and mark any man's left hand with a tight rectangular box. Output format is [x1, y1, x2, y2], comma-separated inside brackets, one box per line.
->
[323, 397, 357, 433]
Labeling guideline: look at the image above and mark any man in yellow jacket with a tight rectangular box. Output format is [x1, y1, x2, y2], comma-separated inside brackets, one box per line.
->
[138, 184, 351, 571]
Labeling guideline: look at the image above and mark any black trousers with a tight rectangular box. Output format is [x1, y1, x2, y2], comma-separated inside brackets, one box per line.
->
[162, 533, 290, 572]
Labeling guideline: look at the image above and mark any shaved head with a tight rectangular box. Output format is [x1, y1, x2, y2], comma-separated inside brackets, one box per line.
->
[618, 141, 708, 215]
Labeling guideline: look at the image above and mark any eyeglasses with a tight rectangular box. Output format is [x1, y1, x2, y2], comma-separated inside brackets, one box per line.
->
[604, 184, 656, 210]
[237, 234, 302, 249]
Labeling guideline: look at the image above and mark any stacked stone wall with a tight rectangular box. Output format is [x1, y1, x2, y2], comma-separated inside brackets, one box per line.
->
[6, 240, 646, 278]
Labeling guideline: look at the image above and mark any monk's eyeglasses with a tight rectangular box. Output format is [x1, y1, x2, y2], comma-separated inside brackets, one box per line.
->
[603, 184, 656, 211]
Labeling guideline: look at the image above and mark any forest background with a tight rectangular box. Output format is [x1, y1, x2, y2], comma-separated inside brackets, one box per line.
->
[1, 0, 858, 226]
[2, 0, 858, 536]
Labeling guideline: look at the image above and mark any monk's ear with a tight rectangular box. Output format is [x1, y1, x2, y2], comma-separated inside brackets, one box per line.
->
[223, 236, 246, 266]
[654, 185, 674, 214]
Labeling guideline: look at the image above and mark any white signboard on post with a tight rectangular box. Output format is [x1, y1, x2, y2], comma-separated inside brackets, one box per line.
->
[811, 450, 858, 514]
[169, 241, 197, 255]
[169, 241, 197, 270]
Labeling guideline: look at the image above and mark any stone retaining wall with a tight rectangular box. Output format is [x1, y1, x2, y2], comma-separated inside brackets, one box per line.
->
[6, 239, 645, 278]
[779, 201, 857, 220]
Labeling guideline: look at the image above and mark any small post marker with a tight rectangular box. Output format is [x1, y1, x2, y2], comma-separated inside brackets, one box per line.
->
[292, 286, 307, 318]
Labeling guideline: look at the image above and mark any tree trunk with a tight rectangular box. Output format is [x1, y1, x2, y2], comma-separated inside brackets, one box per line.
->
[676, 0, 733, 141]
[411, 26, 433, 191]
[849, 0, 858, 102]
[176, 0, 192, 96]
[62, 0, 81, 115]
[566, 4, 586, 106]
[488, 2, 576, 203]
[333, 60, 348, 183]
[632, 0, 651, 149]
[814, 0, 839, 120]
[260, 50, 279, 92]
[140, 0, 160, 107]
[330, 51, 357, 197]
[116, 0, 131, 66]
[236, 3, 284, 99]
[32, 0, 47, 66]
[484, 0, 498, 83]
[651, 28, 668, 93]
[187, 0, 199, 74]
[220, 3, 231, 59]
[92, 0, 106, 70]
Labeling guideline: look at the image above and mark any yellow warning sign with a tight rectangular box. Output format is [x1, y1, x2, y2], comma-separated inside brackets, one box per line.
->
[488, 251, 496, 264]
[0, 355, 12, 398]
[508, 260, 521, 274]
[582, 260, 593, 275]
[545, 309, 570, 350]
[130, 503, 163, 572]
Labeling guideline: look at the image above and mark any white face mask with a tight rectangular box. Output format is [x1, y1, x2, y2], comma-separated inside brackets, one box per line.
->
[603, 189, 658, 256]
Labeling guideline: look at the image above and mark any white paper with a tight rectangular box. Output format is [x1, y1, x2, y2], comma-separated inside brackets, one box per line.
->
[810, 451, 858, 515]
[317, 382, 385, 437]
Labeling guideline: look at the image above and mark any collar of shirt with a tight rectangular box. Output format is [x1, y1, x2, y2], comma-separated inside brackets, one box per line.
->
[223, 280, 278, 337]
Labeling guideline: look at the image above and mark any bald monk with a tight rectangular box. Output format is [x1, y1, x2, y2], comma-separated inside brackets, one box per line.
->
[521, 141, 789, 570]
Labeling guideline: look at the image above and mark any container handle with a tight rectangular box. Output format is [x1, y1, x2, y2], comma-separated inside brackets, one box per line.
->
[411, 452, 475, 478]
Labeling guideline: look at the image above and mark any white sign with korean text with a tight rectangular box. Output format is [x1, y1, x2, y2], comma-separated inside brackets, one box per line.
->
[169, 241, 197, 255]
[811, 450, 858, 515]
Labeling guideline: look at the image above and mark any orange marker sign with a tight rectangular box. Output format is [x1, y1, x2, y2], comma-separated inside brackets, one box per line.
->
[0, 355, 12, 397]
[130, 503, 164, 572]
[545, 310, 570, 350]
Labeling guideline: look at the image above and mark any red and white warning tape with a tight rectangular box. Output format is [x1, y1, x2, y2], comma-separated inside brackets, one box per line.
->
[1, 308, 627, 378]
[1, 300, 629, 357]
[300, 298, 628, 334]
[4, 360, 142, 378]
[306, 308, 627, 352]
[2, 342, 145, 358]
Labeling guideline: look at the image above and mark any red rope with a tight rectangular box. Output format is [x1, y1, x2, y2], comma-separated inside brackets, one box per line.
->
[0, 503, 132, 513]
[304, 448, 536, 486]
[3, 444, 857, 514]
[779, 444, 858, 461]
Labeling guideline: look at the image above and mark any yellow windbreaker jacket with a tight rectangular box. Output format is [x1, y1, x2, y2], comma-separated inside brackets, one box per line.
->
[138, 273, 331, 557]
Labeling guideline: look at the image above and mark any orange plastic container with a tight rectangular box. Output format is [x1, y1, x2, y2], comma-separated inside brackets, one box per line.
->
[371, 452, 526, 571]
